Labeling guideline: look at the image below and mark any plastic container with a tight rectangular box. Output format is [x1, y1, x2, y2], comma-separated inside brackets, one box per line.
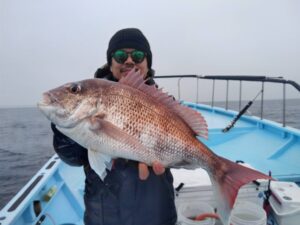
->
[230, 201, 266, 225]
[178, 202, 216, 225]
[269, 181, 300, 225]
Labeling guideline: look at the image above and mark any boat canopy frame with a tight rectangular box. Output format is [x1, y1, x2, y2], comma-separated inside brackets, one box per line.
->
[155, 75, 300, 127]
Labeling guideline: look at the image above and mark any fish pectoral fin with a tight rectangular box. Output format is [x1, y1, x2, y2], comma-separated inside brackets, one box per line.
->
[88, 149, 112, 180]
[89, 116, 152, 161]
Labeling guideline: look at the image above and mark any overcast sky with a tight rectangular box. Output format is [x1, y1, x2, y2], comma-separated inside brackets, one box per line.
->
[1, 0, 300, 107]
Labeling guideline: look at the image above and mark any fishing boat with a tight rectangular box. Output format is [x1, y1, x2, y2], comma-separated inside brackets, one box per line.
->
[1, 75, 300, 225]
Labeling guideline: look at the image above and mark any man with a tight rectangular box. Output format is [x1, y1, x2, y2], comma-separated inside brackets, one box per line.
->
[51, 28, 177, 225]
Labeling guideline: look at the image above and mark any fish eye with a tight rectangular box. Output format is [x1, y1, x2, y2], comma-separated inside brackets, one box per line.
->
[69, 83, 81, 93]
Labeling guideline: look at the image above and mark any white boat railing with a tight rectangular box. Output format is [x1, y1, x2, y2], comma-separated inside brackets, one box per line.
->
[155, 75, 300, 127]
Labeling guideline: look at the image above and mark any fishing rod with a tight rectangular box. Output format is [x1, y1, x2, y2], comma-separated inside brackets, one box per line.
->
[222, 89, 263, 133]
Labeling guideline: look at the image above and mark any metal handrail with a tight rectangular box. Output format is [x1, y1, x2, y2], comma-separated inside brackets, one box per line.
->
[154, 75, 300, 127]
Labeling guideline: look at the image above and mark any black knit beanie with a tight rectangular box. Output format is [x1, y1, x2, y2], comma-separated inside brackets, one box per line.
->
[106, 28, 152, 69]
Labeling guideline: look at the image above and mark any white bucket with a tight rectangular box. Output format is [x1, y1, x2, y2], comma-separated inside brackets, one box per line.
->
[230, 201, 267, 225]
[178, 202, 216, 225]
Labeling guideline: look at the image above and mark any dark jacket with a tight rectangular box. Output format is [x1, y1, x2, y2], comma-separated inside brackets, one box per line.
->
[51, 66, 177, 225]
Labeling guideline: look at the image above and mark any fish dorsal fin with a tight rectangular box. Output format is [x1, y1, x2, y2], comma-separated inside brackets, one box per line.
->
[119, 69, 208, 139]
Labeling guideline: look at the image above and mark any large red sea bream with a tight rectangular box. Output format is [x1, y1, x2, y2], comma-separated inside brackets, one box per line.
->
[38, 70, 271, 224]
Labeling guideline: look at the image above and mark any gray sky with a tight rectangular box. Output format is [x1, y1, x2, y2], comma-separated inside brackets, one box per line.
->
[1, 0, 300, 107]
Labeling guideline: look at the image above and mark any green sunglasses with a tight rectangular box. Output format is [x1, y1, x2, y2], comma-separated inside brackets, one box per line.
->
[112, 50, 146, 64]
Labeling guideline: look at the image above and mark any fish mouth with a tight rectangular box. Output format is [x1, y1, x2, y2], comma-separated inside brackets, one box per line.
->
[37, 92, 58, 107]
[37, 92, 64, 117]
[37, 92, 71, 127]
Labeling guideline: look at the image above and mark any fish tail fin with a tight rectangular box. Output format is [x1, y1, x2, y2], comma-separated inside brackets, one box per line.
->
[210, 156, 271, 225]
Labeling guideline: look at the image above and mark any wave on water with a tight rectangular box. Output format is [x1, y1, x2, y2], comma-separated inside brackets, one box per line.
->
[0, 147, 26, 156]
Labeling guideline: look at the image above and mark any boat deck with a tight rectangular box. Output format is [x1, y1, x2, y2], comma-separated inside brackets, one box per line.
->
[188, 102, 300, 182]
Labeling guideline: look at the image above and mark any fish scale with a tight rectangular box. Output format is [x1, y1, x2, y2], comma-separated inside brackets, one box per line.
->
[101, 88, 190, 163]
[100, 84, 217, 167]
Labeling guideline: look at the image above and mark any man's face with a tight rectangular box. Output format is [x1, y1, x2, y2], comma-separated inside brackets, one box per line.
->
[110, 48, 149, 81]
